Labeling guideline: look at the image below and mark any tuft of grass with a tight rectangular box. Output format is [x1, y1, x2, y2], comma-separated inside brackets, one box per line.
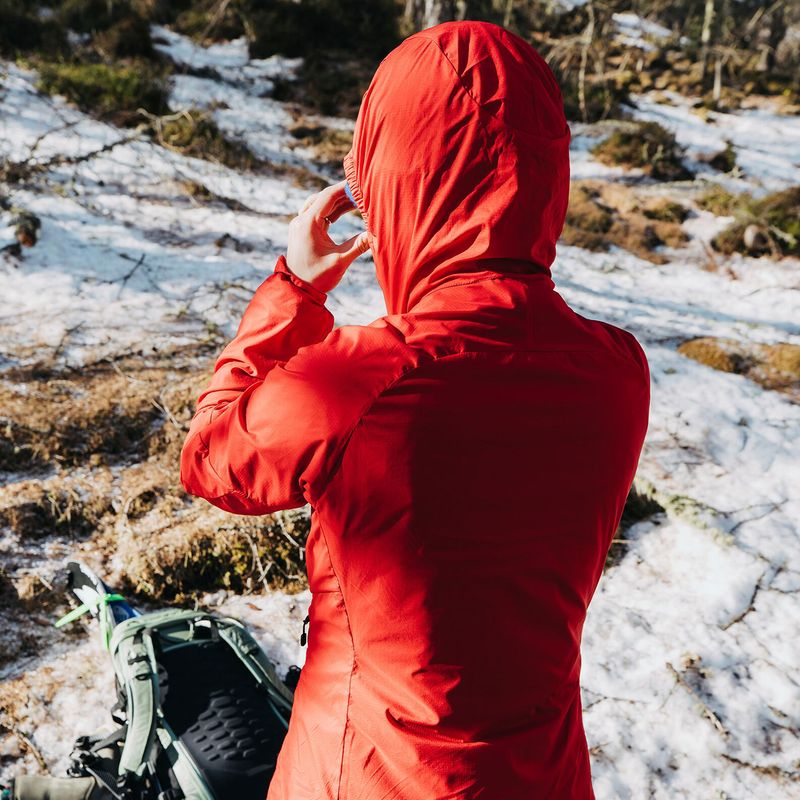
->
[591, 121, 693, 181]
[605, 485, 665, 570]
[643, 199, 689, 224]
[153, 108, 259, 170]
[678, 337, 800, 401]
[37, 60, 169, 126]
[0, 362, 209, 474]
[118, 513, 311, 601]
[696, 185, 741, 217]
[289, 119, 353, 164]
[677, 338, 748, 374]
[711, 187, 800, 259]
[0, 486, 113, 540]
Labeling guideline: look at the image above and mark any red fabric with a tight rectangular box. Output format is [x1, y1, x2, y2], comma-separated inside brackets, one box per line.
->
[181, 20, 650, 800]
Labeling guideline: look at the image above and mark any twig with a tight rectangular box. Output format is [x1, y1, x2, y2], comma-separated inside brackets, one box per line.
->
[12, 728, 48, 771]
[666, 662, 729, 738]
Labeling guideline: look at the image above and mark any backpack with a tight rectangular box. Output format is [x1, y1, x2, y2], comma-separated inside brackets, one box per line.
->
[12, 563, 299, 800]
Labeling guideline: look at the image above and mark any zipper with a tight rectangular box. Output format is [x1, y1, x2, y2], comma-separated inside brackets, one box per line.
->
[299, 613, 310, 647]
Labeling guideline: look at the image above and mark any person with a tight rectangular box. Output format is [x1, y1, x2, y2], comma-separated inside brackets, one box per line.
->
[180, 19, 650, 800]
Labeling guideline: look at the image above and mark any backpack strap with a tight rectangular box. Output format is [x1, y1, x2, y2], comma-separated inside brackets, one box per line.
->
[113, 628, 158, 777]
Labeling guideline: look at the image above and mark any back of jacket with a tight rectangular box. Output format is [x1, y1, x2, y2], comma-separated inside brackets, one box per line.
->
[307, 275, 648, 800]
[180, 19, 651, 800]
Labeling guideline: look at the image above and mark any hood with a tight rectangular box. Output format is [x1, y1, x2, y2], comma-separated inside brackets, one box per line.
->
[343, 20, 571, 316]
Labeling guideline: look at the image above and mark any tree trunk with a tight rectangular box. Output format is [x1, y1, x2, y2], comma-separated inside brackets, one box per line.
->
[700, 0, 716, 82]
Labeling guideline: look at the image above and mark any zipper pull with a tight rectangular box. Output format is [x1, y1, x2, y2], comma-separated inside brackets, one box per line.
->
[299, 613, 310, 647]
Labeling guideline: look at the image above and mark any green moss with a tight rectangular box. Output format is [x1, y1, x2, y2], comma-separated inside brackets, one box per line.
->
[155, 108, 259, 170]
[696, 185, 741, 217]
[37, 61, 169, 125]
[711, 187, 800, 258]
[591, 121, 693, 181]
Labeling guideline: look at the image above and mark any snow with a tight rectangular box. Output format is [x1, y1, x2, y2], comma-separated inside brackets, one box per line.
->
[611, 12, 681, 52]
[2, 27, 800, 798]
[627, 91, 800, 193]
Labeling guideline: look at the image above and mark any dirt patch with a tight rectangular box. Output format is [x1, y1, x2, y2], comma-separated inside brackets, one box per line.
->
[562, 180, 689, 263]
[678, 337, 800, 402]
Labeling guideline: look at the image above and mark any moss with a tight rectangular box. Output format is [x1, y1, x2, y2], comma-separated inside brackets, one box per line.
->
[153, 108, 256, 170]
[591, 121, 693, 181]
[696, 185, 741, 217]
[711, 187, 800, 259]
[37, 61, 169, 126]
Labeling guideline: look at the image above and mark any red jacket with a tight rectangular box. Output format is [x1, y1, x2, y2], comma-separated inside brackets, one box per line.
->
[181, 20, 650, 800]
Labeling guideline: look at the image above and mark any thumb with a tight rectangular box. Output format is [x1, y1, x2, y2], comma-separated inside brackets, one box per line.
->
[336, 231, 371, 264]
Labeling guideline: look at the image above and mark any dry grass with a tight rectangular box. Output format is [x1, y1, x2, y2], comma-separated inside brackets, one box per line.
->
[289, 118, 353, 165]
[0, 363, 203, 473]
[678, 337, 800, 402]
[0, 353, 312, 614]
[591, 121, 693, 182]
[562, 180, 689, 263]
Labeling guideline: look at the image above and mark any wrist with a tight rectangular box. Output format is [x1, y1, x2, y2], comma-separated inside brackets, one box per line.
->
[273, 255, 328, 305]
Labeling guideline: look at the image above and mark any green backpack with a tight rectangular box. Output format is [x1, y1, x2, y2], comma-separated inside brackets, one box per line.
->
[10, 563, 298, 800]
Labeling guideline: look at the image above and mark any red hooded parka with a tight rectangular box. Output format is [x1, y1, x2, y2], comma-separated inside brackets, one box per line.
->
[180, 20, 650, 800]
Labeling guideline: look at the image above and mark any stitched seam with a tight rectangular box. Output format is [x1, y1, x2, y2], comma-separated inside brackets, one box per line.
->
[410, 273, 505, 306]
[312, 511, 356, 800]
[413, 34, 570, 144]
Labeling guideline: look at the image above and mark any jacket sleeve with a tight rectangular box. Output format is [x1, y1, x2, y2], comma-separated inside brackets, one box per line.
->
[179, 254, 335, 515]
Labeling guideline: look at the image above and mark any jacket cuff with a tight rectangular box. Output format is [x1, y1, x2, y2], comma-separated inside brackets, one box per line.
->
[273, 254, 329, 306]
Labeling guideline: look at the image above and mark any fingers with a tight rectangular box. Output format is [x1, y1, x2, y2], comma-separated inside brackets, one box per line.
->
[307, 180, 347, 222]
[333, 231, 372, 269]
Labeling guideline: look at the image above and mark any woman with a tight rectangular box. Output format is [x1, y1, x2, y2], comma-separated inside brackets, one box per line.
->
[181, 19, 650, 800]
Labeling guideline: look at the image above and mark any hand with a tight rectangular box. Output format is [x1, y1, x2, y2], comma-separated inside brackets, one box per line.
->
[286, 180, 374, 293]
